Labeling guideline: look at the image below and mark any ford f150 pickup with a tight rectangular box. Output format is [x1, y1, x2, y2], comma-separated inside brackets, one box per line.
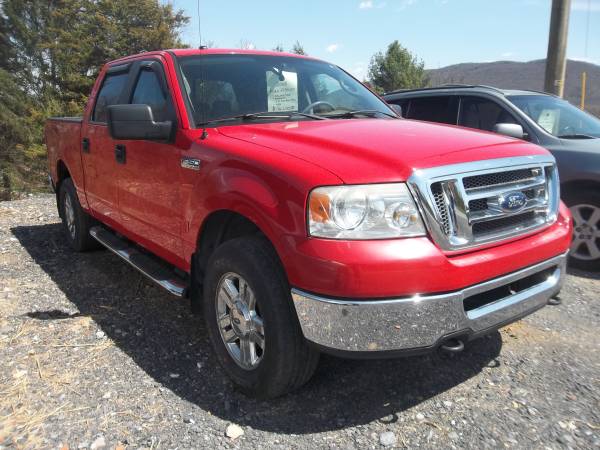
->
[46, 49, 572, 398]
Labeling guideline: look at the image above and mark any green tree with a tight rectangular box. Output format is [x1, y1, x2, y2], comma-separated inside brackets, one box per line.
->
[0, 0, 189, 199]
[367, 41, 427, 93]
[273, 43, 284, 52]
[1, 0, 189, 104]
[291, 41, 306, 55]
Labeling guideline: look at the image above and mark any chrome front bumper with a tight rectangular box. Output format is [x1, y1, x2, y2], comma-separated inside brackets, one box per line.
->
[291, 253, 567, 355]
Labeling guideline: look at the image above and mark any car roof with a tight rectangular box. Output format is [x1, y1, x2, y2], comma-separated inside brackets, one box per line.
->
[108, 48, 319, 66]
[383, 84, 554, 99]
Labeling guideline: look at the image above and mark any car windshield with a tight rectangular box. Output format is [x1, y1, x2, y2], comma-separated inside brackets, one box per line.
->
[177, 54, 394, 126]
[508, 94, 600, 139]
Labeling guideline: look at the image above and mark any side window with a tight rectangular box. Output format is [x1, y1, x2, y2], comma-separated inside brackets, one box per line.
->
[131, 69, 172, 122]
[459, 96, 518, 131]
[387, 99, 409, 117]
[92, 72, 129, 122]
[406, 96, 457, 124]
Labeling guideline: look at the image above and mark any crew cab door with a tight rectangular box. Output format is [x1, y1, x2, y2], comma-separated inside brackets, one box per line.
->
[81, 64, 131, 228]
[115, 58, 184, 264]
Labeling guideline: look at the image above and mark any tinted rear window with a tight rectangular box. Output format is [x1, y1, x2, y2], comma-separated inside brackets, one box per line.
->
[406, 96, 457, 124]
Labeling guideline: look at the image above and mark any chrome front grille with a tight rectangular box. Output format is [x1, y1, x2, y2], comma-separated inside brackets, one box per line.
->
[408, 155, 560, 251]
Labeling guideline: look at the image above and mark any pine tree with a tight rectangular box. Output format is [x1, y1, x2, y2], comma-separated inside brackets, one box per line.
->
[367, 41, 427, 93]
[291, 41, 306, 55]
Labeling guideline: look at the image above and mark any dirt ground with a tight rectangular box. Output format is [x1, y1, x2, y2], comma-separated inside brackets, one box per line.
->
[1, 194, 599, 449]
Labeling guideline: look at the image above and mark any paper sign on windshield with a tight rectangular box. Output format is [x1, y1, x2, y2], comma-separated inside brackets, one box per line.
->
[267, 71, 298, 112]
[537, 109, 559, 134]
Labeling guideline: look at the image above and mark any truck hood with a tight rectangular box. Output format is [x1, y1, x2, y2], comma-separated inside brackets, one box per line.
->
[218, 119, 549, 184]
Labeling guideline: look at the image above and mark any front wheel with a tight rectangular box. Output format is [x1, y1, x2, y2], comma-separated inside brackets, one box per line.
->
[564, 190, 600, 271]
[202, 236, 319, 398]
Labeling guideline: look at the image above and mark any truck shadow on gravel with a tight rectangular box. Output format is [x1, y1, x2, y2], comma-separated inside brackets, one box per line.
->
[13, 223, 502, 434]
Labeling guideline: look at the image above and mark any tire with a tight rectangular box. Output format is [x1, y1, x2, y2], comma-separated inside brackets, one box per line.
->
[58, 178, 99, 252]
[202, 236, 319, 398]
[563, 190, 600, 271]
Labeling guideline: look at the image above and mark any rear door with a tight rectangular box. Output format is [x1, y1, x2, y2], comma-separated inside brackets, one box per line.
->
[404, 96, 459, 125]
[81, 65, 131, 228]
[116, 58, 184, 263]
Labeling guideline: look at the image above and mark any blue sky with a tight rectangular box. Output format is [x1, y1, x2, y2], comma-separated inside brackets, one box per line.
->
[166, 0, 599, 79]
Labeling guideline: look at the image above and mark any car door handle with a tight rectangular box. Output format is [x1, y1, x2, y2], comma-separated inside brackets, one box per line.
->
[115, 144, 126, 164]
[82, 138, 90, 153]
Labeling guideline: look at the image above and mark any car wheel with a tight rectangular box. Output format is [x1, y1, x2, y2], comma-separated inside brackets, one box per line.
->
[564, 191, 600, 271]
[202, 236, 319, 398]
[58, 178, 99, 252]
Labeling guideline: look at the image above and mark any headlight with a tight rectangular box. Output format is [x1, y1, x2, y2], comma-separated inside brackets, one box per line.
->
[308, 183, 426, 239]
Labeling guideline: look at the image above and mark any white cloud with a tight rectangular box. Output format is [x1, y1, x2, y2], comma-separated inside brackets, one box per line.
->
[396, 0, 418, 11]
[501, 52, 515, 58]
[572, 0, 600, 12]
[326, 43, 340, 53]
[359, 0, 387, 10]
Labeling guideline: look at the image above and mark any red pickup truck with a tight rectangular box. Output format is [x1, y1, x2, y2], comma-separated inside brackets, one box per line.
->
[46, 49, 572, 398]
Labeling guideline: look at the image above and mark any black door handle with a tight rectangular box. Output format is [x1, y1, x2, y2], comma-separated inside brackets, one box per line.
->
[115, 144, 126, 164]
[82, 138, 90, 153]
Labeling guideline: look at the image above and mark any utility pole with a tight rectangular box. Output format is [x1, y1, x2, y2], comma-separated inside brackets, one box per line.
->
[544, 0, 572, 97]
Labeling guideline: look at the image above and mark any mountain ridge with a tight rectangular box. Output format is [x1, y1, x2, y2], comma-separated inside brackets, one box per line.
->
[427, 59, 600, 116]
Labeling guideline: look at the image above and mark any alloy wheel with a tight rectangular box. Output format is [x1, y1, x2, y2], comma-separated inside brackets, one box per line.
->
[64, 194, 76, 239]
[215, 272, 265, 370]
[570, 203, 600, 261]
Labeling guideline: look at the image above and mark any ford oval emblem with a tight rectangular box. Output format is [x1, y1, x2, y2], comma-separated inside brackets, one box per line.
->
[499, 191, 527, 212]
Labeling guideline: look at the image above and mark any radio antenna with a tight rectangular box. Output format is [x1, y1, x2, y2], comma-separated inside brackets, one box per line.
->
[197, 0, 205, 49]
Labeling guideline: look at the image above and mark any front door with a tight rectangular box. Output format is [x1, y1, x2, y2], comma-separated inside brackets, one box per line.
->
[116, 58, 184, 263]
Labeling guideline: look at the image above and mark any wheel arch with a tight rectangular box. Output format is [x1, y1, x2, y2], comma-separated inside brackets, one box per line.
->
[561, 179, 600, 201]
[190, 209, 287, 313]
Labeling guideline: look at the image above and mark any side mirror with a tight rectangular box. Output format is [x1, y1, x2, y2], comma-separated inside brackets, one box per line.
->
[107, 104, 173, 141]
[493, 123, 524, 139]
[389, 103, 403, 118]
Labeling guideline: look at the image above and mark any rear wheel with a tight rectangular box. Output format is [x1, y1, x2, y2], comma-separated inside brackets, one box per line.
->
[58, 178, 98, 252]
[564, 190, 600, 271]
[202, 236, 319, 398]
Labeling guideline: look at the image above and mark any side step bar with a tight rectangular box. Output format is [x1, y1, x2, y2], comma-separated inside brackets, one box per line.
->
[89, 226, 188, 297]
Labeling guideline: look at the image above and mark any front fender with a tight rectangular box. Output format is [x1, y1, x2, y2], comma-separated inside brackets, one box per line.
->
[180, 140, 341, 275]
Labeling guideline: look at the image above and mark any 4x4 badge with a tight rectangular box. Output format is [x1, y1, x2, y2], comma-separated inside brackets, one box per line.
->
[181, 157, 201, 171]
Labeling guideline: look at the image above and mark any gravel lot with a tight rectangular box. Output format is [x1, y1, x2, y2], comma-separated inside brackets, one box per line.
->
[1, 194, 599, 449]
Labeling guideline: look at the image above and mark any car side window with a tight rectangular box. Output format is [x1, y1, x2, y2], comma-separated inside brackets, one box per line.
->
[92, 72, 129, 123]
[387, 99, 409, 117]
[405, 96, 457, 124]
[459, 96, 519, 132]
[131, 69, 172, 122]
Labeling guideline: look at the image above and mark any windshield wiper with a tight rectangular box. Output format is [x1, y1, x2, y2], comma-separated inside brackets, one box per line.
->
[198, 111, 326, 127]
[321, 109, 399, 119]
[557, 133, 597, 139]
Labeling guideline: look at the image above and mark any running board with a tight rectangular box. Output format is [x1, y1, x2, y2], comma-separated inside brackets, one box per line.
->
[89, 226, 188, 297]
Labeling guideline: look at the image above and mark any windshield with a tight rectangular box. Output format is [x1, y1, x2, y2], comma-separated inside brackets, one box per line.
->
[508, 95, 600, 138]
[177, 54, 394, 126]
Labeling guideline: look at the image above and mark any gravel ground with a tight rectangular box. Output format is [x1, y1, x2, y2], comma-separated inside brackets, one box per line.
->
[1, 194, 599, 449]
